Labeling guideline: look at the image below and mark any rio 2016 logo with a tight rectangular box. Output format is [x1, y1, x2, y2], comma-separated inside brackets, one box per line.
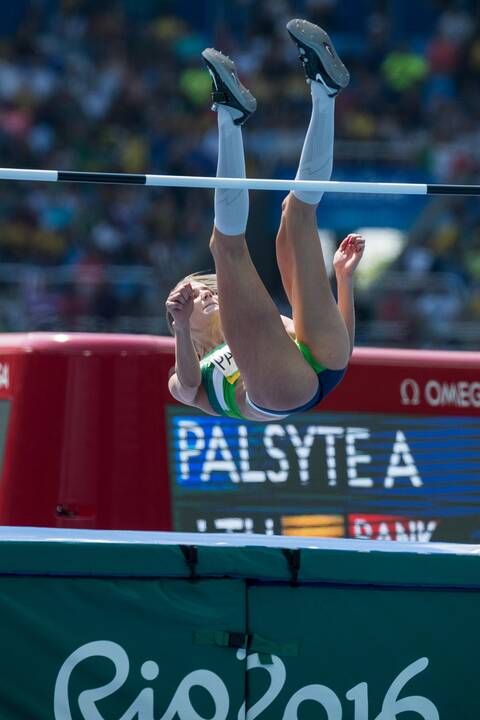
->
[54, 640, 440, 720]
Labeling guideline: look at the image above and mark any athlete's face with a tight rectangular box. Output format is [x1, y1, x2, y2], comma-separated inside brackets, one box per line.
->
[189, 282, 220, 336]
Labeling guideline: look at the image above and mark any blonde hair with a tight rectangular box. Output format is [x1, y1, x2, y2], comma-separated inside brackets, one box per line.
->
[165, 272, 218, 354]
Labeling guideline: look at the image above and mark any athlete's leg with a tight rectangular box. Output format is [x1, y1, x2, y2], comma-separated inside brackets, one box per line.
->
[203, 48, 319, 409]
[274, 77, 331, 308]
[275, 70, 334, 305]
[282, 193, 350, 369]
[275, 206, 294, 306]
[210, 229, 318, 409]
[275, 20, 351, 369]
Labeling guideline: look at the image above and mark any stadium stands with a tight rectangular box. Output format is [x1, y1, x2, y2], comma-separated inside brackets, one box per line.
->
[0, 0, 478, 347]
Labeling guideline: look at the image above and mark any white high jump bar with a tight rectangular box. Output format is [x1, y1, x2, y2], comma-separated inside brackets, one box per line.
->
[0, 167, 478, 196]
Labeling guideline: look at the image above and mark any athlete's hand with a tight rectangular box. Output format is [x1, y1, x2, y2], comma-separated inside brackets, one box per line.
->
[165, 282, 194, 330]
[333, 233, 365, 277]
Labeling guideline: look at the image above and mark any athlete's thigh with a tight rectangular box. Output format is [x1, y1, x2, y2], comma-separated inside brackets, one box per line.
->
[227, 319, 319, 410]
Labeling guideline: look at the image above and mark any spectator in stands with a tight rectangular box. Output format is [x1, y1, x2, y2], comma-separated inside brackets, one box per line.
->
[0, 0, 477, 348]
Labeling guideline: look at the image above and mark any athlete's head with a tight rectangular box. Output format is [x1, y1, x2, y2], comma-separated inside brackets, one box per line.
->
[166, 272, 222, 355]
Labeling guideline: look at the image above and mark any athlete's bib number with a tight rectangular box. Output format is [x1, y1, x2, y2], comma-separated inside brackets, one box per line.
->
[209, 346, 240, 384]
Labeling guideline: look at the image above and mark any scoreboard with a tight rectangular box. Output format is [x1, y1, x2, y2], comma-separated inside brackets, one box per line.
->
[167, 409, 480, 541]
[0, 335, 478, 543]
[167, 348, 480, 543]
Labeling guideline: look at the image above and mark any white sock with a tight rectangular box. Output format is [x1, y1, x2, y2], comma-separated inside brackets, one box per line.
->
[293, 81, 335, 205]
[214, 105, 249, 236]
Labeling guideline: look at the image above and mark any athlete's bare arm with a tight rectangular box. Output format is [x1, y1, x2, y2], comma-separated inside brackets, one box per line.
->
[333, 233, 365, 355]
[166, 283, 201, 404]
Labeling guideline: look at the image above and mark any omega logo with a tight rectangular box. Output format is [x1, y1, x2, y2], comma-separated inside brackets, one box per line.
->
[400, 378, 480, 409]
[400, 379, 420, 406]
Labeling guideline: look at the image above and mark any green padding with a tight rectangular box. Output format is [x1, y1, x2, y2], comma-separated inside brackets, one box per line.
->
[194, 630, 299, 657]
[0, 554, 478, 718]
[0, 541, 480, 589]
[0, 540, 192, 577]
[298, 548, 480, 588]
[247, 584, 480, 719]
[0, 577, 246, 720]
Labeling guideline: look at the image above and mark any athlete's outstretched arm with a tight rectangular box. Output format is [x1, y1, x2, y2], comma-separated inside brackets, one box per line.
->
[333, 233, 365, 355]
[166, 282, 201, 403]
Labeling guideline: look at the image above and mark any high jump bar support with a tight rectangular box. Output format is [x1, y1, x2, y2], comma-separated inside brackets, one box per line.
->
[0, 168, 479, 196]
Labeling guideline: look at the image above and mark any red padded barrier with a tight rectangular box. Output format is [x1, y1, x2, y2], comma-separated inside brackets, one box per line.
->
[0, 333, 477, 531]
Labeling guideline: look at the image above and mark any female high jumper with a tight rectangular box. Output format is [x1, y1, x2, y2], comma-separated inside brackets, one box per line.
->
[166, 19, 365, 421]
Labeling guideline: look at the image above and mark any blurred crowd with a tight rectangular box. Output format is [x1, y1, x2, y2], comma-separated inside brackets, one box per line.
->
[0, 0, 478, 346]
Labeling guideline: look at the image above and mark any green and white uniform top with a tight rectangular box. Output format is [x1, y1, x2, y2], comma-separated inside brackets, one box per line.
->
[200, 342, 244, 419]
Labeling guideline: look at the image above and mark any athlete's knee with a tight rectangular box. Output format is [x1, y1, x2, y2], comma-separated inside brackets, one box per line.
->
[309, 328, 351, 371]
[334, 329, 351, 368]
[322, 341, 350, 370]
[327, 351, 350, 371]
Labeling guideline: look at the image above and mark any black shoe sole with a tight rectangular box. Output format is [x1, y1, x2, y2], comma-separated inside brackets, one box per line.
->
[287, 19, 350, 94]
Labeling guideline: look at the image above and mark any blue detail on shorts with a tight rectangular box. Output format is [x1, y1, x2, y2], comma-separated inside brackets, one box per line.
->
[252, 367, 347, 416]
